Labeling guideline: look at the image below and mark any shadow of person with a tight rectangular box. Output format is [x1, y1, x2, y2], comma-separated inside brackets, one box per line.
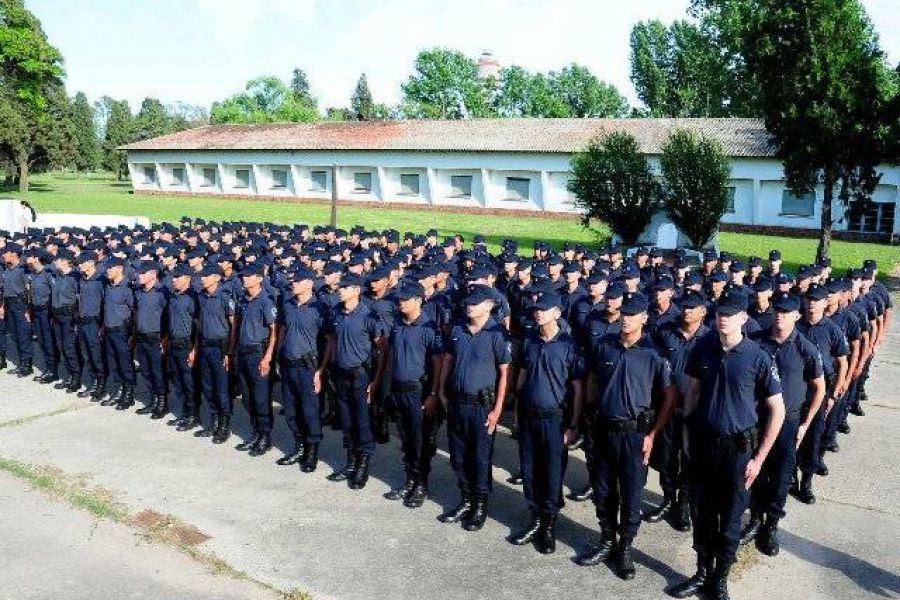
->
[780, 528, 900, 597]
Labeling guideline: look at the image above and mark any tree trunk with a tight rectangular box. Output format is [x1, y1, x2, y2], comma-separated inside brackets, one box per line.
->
[817, 168, 834, 262]
[17, 155, 29, 193]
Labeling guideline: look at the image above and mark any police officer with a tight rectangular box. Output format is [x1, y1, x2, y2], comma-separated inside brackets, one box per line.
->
[166, 263, 201, 431]
[821, 277, 861, 457]
[670, 287, 784, 600]
[645, 289, 709, 531]
[437, 284, 511, 531]
[509, 291, 583, 554]
[234, 262, 279, 456]
[75, 252, 107, 400]
[50, 251, 82, 393]
[101, 257, 136, 409]
[384, 279, 444, 508]
[275, 267, 330, 472]
[743, 292, 824, 556]
[29, 250, 59, 384]
[133, 262, 169, 418]
[195, 264, 237, 443]
[575, 292, 676, 580]
[1, 244, 34, 377]
[324, 271, 387, 490]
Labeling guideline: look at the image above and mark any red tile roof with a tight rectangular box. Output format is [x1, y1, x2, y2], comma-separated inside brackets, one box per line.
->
[122, 118, 775, 157]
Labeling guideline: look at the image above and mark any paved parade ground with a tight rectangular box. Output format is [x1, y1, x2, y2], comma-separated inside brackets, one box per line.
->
[0, 305, 898, 600]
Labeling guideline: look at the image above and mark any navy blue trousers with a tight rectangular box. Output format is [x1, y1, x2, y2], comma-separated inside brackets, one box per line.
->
[590, 425, 648, 540]
[333, 367, 375, 455]
[52, 314, 80, 378]
[650, 411, 690, 497]
[78, 321, 104, 377]
[33, 308, 58, 373]
[135, 338, 166, 396]
[797, 405, 826, 474]
[280, 360, 322, 443]
[104, 328, 135, 385]
[237, 350, 273, 434]
[690, 432, 752, 563]
[519, 411, 567, 516]
[447, 399, 495, 496]
[168, 345, 197, 415]
[199, 346, 231, 416]
[393, 386, 440, 480]
[750, 417, 798, 519]
[5, 301, 33, 361]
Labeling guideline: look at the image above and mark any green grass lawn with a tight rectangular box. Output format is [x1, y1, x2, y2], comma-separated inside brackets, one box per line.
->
[5, 172, 900, 279]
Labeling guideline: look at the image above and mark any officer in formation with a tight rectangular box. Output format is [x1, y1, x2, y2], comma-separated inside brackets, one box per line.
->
[0, 223, 892, 600]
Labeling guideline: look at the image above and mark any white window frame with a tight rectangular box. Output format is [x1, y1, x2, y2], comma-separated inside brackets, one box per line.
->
[725, 187, 736, 213]
[309, 170, 327, 192]
[234, 169, 251, 189]
[271, 168, 289, 190]
[450, 175, 473, 198]
[171, 167, 185, 186]
[353, 172, 373, 193]
[143, 166, 157, 185]
[200, 167, 217, 188]
[504, 176, 530, 202]
[780, 189, 815, 217]
[399, 173, 420, 196]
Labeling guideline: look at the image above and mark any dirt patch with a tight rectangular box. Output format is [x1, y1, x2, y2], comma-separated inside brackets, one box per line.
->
[131, 509, 211, 547]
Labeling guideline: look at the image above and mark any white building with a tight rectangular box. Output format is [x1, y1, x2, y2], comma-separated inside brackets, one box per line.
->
[123, 118, 900, 239]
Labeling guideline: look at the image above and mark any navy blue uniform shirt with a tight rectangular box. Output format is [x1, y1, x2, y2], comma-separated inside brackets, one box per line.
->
[1, 264, 28, 299]
[389, 313, 444, 384]
[797, 317, 849, 377]
[520, 328, 584, 409]
[591, 334, 672, 420]
[135, 284, 167, 334]
[446, 318, 511, 396]
[30, 269, 53, 308]
[198, 286, 236, 341]
[687, 335, 782, 436]
[752, 328, 823, 416]
[237, 291, 277, 346]
[330, 301, 384, 370]
[167, 289, 198, 340]
[103, 280, 134, 328]
[50, 271, 78, 310]
[655, 323, 710, 396]
[78, 272, 105, 319]
[278, 296, 327, 360]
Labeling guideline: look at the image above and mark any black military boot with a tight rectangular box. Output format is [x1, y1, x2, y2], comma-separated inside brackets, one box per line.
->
[77, 376, 97, 398]
[0, 354, 6, 370]
[327, 450, 356, 482]
[837, 421, 851, 434]
[757, 515, 780, 556]
[615, 537, 636, 580]
[816, 454, 829, 476]
[574, 524, 616, 566]
[38, 370, 59, 384]
[150, 395, 168, 419]
[235, 429, 261, 450]
[506, 470, 524, 486]
[795, 472, 817, 504]
[438, 492, 473, 524]
[212, 414, 231, 444]
[248, 432, 272, 456]
[709, 557, 733, 600]
[90, 378, 108, 402]
[462, 494, 488, 531]
[348, 453, 370, 489]
[16, 359, 33, 378]
[65, 375, 81, 394]
[849, 403, 865, 416]
[102, 385, 122, 406]
[115, 384, 135, 410]
[404, 478, 428, 508]
[385, 472, 416, 501]
[136, 397, 156, 415]
[54, 375, 72, 390]
[509, 512, 541, 546]
[176, 410, 202, 432]
[668, 553, 714, 598]
[672, 490, 692, 532]
[567, 484, 593, 502]
[740, 510, 763, 546]
[195, 414, 221, 438]
[276, 435, 305, 465]
[536, 513, 557, 554]
[645, 491, 675, 523]
[299, 443, 320, 473]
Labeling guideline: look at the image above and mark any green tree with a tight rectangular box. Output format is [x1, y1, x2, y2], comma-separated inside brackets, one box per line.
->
[350, 73, 375, 121]
[494, 66, 569, 117]
[569, 132, 659, 245]
[401, 48, 492, 119]
[744, 0, 891, 259]
[69, 92, 99, 171]
[166, 102, 209, 131]
[289, 68, 316, 108]
[548, 64, 629, 118]
[630, 19, 739, 117]
[102, 99, 134, 180]
[660, 129, 731, 247]
[0, 0, 65, 111]
[134, 97, 172, 141]
[211, 76, 318, 124]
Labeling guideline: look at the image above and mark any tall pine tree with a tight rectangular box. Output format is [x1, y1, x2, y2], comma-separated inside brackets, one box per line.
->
[351, 73, 374, 121]
[102, 99, 134, 180]
[70, 91, 99, 171]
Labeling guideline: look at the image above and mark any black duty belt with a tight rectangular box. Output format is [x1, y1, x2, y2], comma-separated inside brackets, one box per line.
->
[282, 354, 317, 368]
[105, 325, 127, 333]
[522, 406, 563, 418]
[238, 343, 265, 355]
[392, 380, 423, 393]
[135, 332, 161, 343]
[51, 306, 76, 317]
[201, 338, 228, 349]
[78, 315, 100, 325]
[32, 304, 49, 312]
[333, 365, 367, 379]
[3, 295, 28, 304]
[169, 337, 192, 350]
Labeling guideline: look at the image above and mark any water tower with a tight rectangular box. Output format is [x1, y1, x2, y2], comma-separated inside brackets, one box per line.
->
[476, 51, 502, 81]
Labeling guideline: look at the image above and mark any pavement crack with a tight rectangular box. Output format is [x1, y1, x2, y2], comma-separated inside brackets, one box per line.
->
[0, 402, 91, 429]
[820, 496, 899, 518]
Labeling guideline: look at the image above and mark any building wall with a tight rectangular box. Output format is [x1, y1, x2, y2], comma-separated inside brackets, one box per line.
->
[127, 149, 900, 235]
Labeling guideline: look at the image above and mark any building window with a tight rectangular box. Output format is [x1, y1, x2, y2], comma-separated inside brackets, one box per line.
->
[399, 173, 420, 196]
[143, 166, 157, 185]
[271, 169, 288, 190]
[848, 200, 895, 234]
[353, 172, 372, 193]
[725, 187, 736, 213]
[309, 170, 327, 192]
[563, 178, 577, 205]
[234, 169, 250, 189]
[171, 167, 185, 186]
[505, 177, 530, 201]
[781, 189, 815, 217]
[450, 175, 473, 198]
[201, 168, 217, 188]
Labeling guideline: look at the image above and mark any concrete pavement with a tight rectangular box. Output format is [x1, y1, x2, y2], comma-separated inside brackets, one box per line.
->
[1, 312, 899, 600]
